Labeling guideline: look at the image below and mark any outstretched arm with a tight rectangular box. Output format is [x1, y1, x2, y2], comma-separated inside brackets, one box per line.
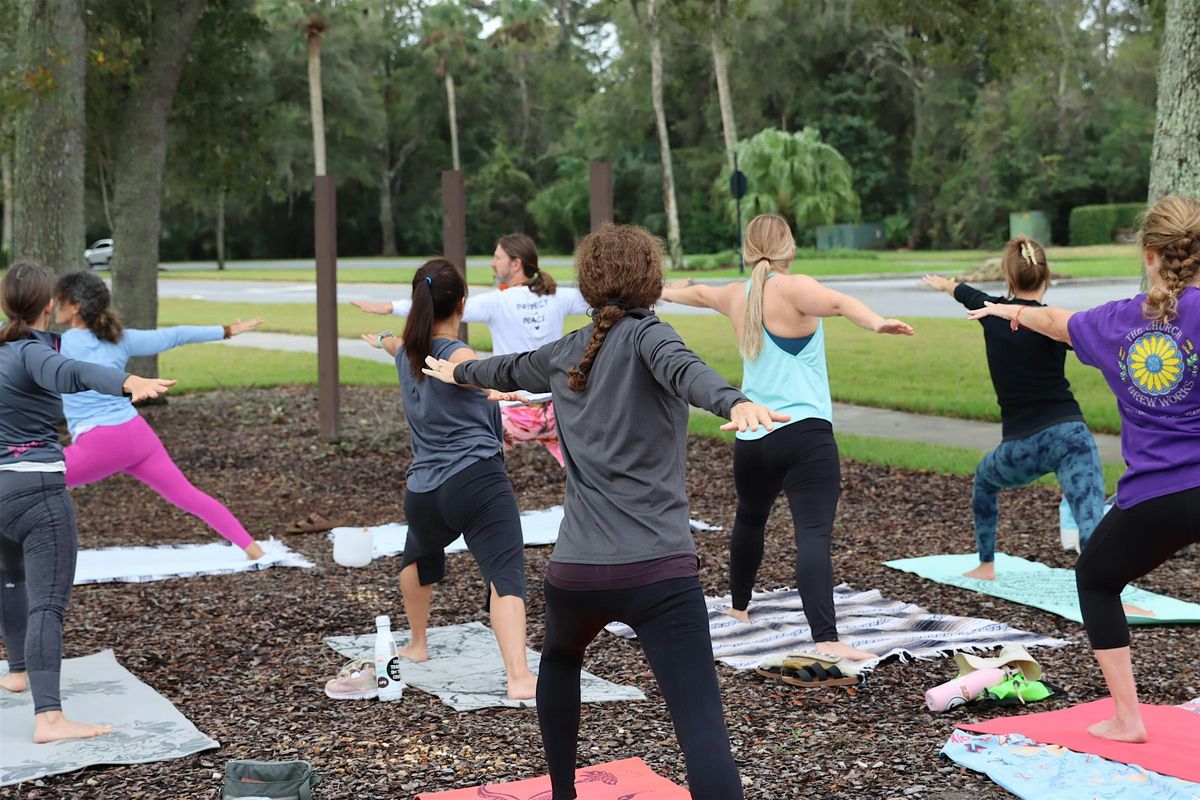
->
[785, 275, 914, 335]
[21, 344, 174, 401]
[123, 319, 262, 357]
[967, 303, 1074, 344]
[424, 343, 554, 394]
[660, 280, 737, 317]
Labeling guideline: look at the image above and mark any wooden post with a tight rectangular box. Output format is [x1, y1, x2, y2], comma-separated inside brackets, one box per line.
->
[441, 170, 468, 343]
[589, 162, 613, 231]
[315, 174, 340, 442]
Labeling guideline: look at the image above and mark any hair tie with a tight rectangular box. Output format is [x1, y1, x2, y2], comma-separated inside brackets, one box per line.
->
[604, 297, 633, 311]
[425, 276, 433, 286]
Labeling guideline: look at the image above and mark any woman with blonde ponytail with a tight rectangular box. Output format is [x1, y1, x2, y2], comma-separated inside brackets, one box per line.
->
[969, 195, 1200, 744]
[661, 213, 913, 666]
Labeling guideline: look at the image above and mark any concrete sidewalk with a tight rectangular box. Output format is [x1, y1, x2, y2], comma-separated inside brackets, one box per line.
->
[217, 331, 1123, 464]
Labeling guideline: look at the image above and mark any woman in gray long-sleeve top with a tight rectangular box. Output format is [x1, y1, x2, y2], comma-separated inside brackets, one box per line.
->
[0, 262, 174, 744]
[424, 226, 786, 800]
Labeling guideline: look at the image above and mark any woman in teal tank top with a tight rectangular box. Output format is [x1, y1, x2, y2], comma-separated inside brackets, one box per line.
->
[661, 214, 913, 664]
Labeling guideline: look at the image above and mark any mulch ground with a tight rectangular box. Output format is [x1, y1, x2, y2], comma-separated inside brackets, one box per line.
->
[2, 385, 1196, 799]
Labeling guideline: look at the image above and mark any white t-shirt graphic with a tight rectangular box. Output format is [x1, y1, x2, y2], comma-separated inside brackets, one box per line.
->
[392, 285, 590, 355]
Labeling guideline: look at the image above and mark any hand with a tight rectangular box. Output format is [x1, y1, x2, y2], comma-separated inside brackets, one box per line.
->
[421, 355, 460, 385]
[123, 375, 176, 403]
[874, 318, 914, 336]
[719, 401, 791, 433]
[485, 389, 529, 403]
[967, 301, 1021, 331]
[351, 300, 394, 315]
[361, 332, 401, 357]
[922, 274, 956, 294]
[665, 278, 694, 289]
[227, 317, 263, 337]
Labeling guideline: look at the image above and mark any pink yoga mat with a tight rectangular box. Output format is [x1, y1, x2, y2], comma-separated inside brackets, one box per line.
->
[958, 698, 1200, 783]
[414, 757, 691, 799]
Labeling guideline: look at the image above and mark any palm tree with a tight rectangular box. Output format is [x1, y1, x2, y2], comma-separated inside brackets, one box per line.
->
[421, 3, 479, 172]
[304, 13, 328, 177]
[490, 0, 549, 151]
[708, 0, 737, 172]
[640, 0, 682, 269]
[729, 127, 860, 233]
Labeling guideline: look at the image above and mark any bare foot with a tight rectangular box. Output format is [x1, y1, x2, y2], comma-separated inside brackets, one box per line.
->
[0, 672, 28, 692]
[815, 641, 876, 662]
[963, 562, 996, 581]
[244, 542, 265, 560]
[396, 642, 428, 663]
[507, 671, 537, 700]
[33, 711, 113, 743]
[1088, 715, 1147, 743]
[721, 607, 751, 623]
[1123, 603, 1156, 618]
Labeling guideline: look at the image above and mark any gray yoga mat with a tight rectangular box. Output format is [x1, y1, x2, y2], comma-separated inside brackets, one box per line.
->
[325, 621, 645, 711]
[0, 650, 219, 787]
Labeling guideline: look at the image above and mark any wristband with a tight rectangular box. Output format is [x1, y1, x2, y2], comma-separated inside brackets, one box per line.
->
[223, 325, 232, 339]
[373, 331, 396, 349]
[1012, 306, 1026, 332]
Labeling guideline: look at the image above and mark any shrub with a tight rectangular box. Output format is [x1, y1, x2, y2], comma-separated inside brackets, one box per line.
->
[1068, 203, 1146, 246]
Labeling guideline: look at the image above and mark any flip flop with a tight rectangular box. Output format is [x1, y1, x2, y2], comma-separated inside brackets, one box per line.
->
[780, 661, 860, 688]
[285, 512, 335, 534]
[755, 652, 848, 683]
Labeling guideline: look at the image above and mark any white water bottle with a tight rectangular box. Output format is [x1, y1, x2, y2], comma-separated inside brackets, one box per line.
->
[1059, 497, 1080, 552]
[374, 615, 404, 702]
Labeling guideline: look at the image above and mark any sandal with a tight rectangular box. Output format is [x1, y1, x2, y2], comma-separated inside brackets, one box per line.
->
[781, 661, 860, 688]
[285, 512, 335, 534]
[755, 652, 847, 683]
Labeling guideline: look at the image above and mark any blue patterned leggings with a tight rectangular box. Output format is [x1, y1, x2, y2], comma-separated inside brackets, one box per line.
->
[973, 421, 1105, 562]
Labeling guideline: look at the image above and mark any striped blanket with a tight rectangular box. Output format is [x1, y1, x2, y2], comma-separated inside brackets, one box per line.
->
[606, 584, 1068, 671]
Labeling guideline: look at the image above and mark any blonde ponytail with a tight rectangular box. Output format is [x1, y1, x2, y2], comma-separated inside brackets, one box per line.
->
[1139, 195, 1200, 323]
[737, 214, 796, 361]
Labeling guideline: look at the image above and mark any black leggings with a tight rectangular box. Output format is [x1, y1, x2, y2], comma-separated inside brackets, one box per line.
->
[537, 577, 743, 800]
[730, 419, 841, 642]
[1076, 485, 1200, 650]
[0, 471, 78, 714]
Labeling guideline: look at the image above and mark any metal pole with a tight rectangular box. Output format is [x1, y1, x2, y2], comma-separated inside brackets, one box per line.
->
[589, 162, 614, 232]
[441, 170, 468, 343]
[314, 174, 340, 442]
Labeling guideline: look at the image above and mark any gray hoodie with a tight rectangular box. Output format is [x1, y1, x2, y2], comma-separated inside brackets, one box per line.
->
[455, 312, 746, 566]
[0, 332, 128, 469]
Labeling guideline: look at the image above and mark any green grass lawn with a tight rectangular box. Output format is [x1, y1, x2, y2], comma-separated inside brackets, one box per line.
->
[159, 299, 1123, 434]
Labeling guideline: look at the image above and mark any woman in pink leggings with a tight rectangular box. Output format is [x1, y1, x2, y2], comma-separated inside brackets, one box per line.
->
[54, 271, 266, 559]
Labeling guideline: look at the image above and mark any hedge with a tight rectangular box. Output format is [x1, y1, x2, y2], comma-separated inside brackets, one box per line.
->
[1068, 203, 1146, 246]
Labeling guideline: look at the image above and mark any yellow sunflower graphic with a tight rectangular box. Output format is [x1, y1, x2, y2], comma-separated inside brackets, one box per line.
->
[1126, 332, 1184, 396]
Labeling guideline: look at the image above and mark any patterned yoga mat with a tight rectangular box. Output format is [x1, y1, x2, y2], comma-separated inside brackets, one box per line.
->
[74, 538, 313, 585]
[941, 699, 1200, 799]
[606, 584, 1068, 671]
[0, 650, 218, 787]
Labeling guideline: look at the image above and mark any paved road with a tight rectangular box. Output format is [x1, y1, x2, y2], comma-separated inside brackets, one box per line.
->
[158, 256, 576, 271]
[159, 276, 1142, 319]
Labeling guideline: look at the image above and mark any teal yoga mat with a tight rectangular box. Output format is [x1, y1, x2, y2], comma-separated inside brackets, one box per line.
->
[883, 553, 1200, 625]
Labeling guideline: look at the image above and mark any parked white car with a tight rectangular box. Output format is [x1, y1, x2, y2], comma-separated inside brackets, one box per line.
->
[84, 239, 113, 269]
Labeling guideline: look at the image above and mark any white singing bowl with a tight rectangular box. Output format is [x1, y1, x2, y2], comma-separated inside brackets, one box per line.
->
[333, 527, 374, 568]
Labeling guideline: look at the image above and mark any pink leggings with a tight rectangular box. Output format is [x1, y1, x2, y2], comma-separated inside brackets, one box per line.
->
[65, 415, 254, 549]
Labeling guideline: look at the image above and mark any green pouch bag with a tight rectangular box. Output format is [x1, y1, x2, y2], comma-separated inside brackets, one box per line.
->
[223, 759, 323, 800]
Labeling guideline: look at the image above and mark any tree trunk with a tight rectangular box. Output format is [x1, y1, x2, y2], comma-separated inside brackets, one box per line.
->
[307, 33, 327, 177]
[1148, 0, 1200, 202]
[216, 189, 226, 271]
[710, 28, 737, 172]
[646, 0, 682, 269]
[2, 152, 13, 265]
[110, 0, 206, 378]
[445, 72, 461, 172]
[517, 51, 530, 151]
[13, 0, 85, 275]
[98, 159, 114, 232]
[379, 161, 396, 256]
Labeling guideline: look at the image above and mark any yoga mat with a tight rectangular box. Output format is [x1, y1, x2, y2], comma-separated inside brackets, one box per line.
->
[331, 505, 722, 559]
[0, 650, 219, 787]
[942, 700, 1200, 800]
[884, 552, 1200, 624]
[958, 698, 1200, 784]
[74, 537, 313, 585]
[606, 584, 1067, 671]
[325, 621, 645, 711]
[414, 757, 690, 799]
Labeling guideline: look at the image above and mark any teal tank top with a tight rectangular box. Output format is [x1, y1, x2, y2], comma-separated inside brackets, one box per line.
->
[737, 277, 833, 441]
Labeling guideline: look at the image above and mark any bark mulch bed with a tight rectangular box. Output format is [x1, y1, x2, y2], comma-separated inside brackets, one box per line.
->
[3, 386, 1196, 799]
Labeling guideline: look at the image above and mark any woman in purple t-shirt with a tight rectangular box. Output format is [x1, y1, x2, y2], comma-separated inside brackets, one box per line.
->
[969, 195, 1200, 745]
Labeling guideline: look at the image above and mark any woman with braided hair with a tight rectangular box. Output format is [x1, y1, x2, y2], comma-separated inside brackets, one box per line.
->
[661, 213, 912, 664]
[924, 237, 1106, 580]
[969, 195, 1200, 744]
[424, 225, 784, 800]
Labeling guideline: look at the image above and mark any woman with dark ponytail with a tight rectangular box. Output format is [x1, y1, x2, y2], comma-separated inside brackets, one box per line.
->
[52, 271, 266, 560]
[969, 195, 1200, 744]
[358, 259, 537, 700]
[354, 233, 589, 466]
[423, 226, 784, 800]
[1, 262, 174, 743]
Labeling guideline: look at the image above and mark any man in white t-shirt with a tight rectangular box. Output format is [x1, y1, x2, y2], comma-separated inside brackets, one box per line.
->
[353, 234, 588, 465]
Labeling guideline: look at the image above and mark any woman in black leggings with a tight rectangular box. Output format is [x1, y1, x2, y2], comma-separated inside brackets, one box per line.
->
[0, 262, 172, 743]
[424, 225, 783, 800]
[970, 195, 1200, 744]
[662, 214, 913, 662]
